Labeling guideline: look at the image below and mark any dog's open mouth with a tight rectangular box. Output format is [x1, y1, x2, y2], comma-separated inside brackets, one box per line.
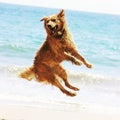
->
[48, 25, 58, 34]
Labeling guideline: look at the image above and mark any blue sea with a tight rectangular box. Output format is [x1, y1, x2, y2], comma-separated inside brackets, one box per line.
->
[0, 3, 120, 111]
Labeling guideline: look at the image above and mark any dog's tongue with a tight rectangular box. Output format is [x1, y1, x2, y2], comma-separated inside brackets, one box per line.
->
[51, 28, 56, 34]
[51, 26, 58, 34]
[51, 30, 55, 34]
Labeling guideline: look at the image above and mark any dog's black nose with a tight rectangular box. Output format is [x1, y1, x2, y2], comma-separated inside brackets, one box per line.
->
[48, 25, 58, 31]
[48, 25, 52, 29]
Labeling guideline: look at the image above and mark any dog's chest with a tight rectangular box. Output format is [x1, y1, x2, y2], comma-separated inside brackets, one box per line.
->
[49, 39, 65, 54]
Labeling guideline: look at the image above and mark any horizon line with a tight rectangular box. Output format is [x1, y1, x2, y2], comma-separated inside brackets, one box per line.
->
[0, 1, 120, 15]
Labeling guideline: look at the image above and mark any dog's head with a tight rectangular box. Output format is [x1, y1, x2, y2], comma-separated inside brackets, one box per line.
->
[41, 10, 65, 38]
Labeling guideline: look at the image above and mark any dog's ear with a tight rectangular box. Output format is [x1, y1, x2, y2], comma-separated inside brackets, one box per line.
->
[58, 9, 65, 17]
[40, 17, 47, 21]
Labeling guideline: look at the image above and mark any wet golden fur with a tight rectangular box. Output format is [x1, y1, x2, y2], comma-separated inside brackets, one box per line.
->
[19, 10, 92, 97]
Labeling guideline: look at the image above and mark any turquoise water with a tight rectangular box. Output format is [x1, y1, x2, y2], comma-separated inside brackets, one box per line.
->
[0, 3, 120, 73]
[0, 3, 120, 110]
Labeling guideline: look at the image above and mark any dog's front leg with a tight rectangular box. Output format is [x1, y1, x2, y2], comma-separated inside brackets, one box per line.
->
[66, 48, 92, 68]
[64, 52, 82, 66]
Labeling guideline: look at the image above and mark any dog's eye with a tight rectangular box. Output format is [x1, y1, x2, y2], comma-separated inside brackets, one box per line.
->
[52, 19, 56, 22]
[46, 20, 49, 23]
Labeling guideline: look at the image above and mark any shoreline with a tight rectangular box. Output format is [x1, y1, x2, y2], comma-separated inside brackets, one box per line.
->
[0, 104, 120, 120]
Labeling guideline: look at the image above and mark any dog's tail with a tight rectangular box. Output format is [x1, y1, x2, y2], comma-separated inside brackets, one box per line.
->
[19, 66, 35, 81]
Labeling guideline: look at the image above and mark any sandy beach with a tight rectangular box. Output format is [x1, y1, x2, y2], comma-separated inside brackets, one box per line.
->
[0, 104, 120, 120]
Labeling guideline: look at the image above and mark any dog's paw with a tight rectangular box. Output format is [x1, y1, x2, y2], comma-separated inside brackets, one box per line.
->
[73, 87, 80, 91]
[86, 63, 92, 68]
[67, 92, 76, 97]
[69, 86, 80, 91]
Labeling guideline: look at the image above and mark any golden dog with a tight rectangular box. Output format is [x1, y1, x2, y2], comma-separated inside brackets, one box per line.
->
[19, 10, 92, 97]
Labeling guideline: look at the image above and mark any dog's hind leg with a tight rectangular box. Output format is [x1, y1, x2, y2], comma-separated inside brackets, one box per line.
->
[53, 77, 76, 97]
[53, 65, 79, 91]
[34, 64, 76, 97]
[48, 75, 76, 97]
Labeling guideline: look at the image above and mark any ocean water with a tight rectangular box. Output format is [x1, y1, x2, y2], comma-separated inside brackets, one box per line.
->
[0, 3, 120, 111]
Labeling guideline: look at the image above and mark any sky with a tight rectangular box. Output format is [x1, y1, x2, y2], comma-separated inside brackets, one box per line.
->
[0, 0, 120, 15]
